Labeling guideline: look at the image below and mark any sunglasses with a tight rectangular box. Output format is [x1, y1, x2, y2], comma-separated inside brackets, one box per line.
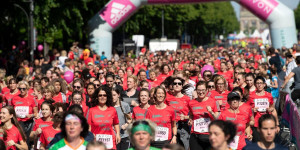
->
[173, 82, 182, 86]
[204, 74, 212, 77]
[98, 94, 107, 97]
[133, 120, 149, 126]
[94, 84, 100, 87]
[99, 72, 104, 74]
[18, 88, 26, 91]
[73, 86, 81, 89]
[116, 82, 122, 85]
[207, 85, 215, 88]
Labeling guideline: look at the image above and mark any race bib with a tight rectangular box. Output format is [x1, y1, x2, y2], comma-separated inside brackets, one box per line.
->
[15, 106, 29, 118]
[194, 118, 211, 133]
[37, 137, 41, 149]
[255, 98, 269, 112]
[155, 126, 169, 141]
[228, 136, 239, 149]
[96, 134, 113, 149]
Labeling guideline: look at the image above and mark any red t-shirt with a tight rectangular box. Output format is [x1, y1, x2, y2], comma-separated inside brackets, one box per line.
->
[1, 87, 10, 95]
[4, 90, 20, 106]
[208, 90, 229, 111]
[32, 118, 53, 133]
[37, 99, 45, 110]
[132, 106, 147, 120]
[157, 73, 171, 82]
[0, 125, 23, 150]
[190, 76, 198, 83]
[219, 110, 250, 150]
[165, 95, 190, 121]
[214, 59, 221, 71]
[39, 126, 60, 147]
[147, 79, 160, 88]
[87, 106, 119, 149]
[52, 92, 66, 103]
[218, 71, 233, 82]
[188, 98, 219, 134]
[146, 105, 175, 140]
[247, 92, 273, 127]
[11, 94, 36, 122]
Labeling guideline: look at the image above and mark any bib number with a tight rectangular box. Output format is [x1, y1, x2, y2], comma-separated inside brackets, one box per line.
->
[194, 118, 211, 133]
[15, 106, 29, 118]
[228, 136, 239, 149]
[255, 98, 269, 112]
[96, 134, 113, 149]
[155, 127, 169, 141]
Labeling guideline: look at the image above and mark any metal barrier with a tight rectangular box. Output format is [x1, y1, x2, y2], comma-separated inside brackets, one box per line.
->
[282, 94, 300, 150]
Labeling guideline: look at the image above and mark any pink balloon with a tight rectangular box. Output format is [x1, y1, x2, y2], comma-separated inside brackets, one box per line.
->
[37, 44, 43, 51]
[201, 65, 214, 77]
[64, 71, 74, 83]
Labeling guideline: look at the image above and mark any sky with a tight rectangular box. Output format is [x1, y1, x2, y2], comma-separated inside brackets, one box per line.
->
[231, 0, 300, 20]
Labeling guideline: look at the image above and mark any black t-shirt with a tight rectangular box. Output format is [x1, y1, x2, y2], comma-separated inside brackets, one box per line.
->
[269, 53, 282, 73]
[242, 143, 288, 150]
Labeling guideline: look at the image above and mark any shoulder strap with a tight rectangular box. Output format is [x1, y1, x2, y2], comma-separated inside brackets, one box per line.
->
[143, 109, 148, 119]
[85, 109, 90, 119]
[61, 93, 67, 103]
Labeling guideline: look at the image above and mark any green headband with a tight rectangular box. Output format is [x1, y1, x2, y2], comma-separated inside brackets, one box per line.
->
[131, 124, 152, 135]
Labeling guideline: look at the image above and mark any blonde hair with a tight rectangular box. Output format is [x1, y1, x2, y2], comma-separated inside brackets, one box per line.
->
[18, 81, 30, 89]
[61, 50, 67, 56]
[127, 75, 138, 85]
[43, 85, 56, 96]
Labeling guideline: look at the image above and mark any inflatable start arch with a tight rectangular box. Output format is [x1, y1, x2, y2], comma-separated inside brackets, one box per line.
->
[88, 0, 297, 58]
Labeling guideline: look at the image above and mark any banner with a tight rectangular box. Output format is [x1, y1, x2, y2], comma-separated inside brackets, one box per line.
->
[282, 95, 300, 150]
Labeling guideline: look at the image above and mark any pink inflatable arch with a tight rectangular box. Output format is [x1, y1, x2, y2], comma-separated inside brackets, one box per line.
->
[88, 0, 297, 58]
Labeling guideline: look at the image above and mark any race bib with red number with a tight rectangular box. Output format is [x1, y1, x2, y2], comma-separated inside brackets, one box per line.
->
[194, 118, 211, 133]
[15, 106, 29, 118]
[255, 98, 269, 112]
[96, 134, 113, 149]
[155, 126, 169, 141]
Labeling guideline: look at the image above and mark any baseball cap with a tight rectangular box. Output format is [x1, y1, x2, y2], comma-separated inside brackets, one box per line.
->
[227, 91, 241, 101]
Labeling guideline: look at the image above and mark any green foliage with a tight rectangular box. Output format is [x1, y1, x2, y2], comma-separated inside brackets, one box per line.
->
[122, 2, 239, 45]
[295, 5, 300, 31]
[1, 0, 239, 49]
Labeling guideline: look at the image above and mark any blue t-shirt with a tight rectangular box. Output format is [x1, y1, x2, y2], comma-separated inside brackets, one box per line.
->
[243, 143, 288, 150]
[271, 76, 279, 98]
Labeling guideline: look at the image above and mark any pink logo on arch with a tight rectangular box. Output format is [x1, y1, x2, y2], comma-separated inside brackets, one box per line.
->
[240, 0, 278, 21]
[99, 0, 137, 29]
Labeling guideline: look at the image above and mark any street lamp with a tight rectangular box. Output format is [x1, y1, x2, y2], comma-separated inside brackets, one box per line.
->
[13, 4, 30, 49]
[15, 0, 34, 63]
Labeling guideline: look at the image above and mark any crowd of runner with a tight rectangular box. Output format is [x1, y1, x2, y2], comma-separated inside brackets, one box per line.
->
[0, 43, 298, 150]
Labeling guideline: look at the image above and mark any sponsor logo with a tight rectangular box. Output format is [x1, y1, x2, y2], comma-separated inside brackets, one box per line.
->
[152, 115, 162, 118]
[39, 124, 50, 128]
[170, 101, 179, 104]
[136, 113, 144, 116]
[215, 96, 224, 99]
[100, 0, 136, 29]
[193, 106, 203, 110]
[16, 102, 23, 104]
[226, 117, 236, 121]
[94, 115, 104, 118]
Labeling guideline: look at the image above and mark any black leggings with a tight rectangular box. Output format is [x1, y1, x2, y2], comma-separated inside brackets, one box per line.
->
[151, 140, 170, 149]
[189, 133, 210, 150]
[291, 89, 300, 102]
[116, 137, 130, 150]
